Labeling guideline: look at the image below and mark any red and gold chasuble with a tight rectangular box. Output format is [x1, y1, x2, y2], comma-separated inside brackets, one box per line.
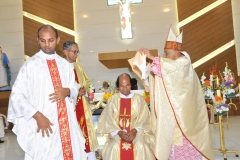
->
[74, 69, 91, 152]
[46, 60, 73, 160]
[119, 98, 134, 160]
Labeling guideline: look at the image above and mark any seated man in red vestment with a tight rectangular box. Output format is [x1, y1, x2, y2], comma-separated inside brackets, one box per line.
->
[97, 73, 155, 160]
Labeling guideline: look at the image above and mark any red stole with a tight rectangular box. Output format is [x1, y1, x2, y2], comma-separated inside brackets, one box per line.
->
[46, 60, 73, 160]
[74, 69, 91, 152]
[119, 98, 134, 160]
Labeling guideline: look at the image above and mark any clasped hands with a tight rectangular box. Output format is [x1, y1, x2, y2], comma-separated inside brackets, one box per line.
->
[118, 129, 137, 142]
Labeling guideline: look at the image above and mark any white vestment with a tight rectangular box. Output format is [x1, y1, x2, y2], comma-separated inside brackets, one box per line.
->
[7, 50, 87, 160]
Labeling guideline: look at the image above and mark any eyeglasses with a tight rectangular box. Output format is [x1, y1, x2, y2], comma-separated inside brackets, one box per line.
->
[70, 50, 80, 55]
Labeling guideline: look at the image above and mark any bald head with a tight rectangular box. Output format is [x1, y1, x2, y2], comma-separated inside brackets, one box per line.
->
[37, 25, 60, 54]
[116, 73, 131, 96]
[38, 25, 58, 38]
[102, 81, 109, 89]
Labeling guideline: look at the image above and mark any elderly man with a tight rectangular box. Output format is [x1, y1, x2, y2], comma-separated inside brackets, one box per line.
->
[63, 41, 99, 160]
[131, 27, 214, 160]
[97, 73, 155, 160]
[99, 81, 112, 93]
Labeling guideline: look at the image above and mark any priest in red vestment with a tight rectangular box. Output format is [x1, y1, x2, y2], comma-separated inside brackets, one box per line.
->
[98, 73, 155, 160]
[63, 41, 99, 160]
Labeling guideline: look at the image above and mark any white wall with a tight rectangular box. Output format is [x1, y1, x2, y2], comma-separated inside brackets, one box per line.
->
[74, 0, 178, 91]
[0, 0, 24, 86]
[232, 0, 240, 76]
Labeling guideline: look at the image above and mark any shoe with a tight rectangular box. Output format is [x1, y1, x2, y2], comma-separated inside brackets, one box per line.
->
[0, 140, 4, 143]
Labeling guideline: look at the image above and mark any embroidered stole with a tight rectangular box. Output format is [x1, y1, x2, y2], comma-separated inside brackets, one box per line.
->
[46, 60, 73, 160]
[119, 98, 134, 160]
[74, 69, 91, 152]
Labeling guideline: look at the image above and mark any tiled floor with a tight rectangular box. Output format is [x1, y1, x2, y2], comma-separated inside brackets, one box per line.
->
[1, 116, 240, 160]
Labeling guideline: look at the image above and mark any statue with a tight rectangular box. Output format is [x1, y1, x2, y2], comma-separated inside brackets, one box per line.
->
[0, 46, 11, 90]
[117, 0, 133, 39]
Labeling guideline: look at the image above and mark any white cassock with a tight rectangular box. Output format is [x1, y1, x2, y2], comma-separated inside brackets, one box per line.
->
[7, 50, 87, 160]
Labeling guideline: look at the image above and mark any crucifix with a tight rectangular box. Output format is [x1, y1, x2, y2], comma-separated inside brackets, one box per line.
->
[107, 0, 143, 39]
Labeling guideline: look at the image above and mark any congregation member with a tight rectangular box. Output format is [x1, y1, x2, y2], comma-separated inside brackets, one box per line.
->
[99, 81, 112, 93]
[7, 25, 87, 160]
[63, 41, 99, 160]
[130, 27, 214, 160]
[98, 73, 155, 160]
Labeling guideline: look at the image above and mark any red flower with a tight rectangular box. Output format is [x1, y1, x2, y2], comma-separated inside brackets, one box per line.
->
[204, 80, 210, 86]
[145, 97, 150, 103]
[215, 96, 222, 102]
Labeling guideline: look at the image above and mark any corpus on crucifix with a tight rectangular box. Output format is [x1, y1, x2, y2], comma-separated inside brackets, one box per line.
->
[108, 0, 142, 39]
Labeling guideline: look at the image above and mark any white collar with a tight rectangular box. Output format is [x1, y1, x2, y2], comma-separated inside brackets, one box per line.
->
[69, 62, 74, 69]
[37, 50, 57, 60]
[120, 91, 134, 98]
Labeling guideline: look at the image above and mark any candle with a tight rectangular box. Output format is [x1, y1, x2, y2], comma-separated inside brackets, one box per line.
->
[217, 90, 221, 97]
[238, 83, 240, 93]
[216, 77, 219, 85]
[215, 77, 220, 89]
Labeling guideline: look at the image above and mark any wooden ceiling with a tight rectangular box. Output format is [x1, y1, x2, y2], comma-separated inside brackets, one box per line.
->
[23, 0, 74, 30]
[177, 0, 216, 21]
[177, 0, 236, 77]
[22, 0, 74, 57]
[195, 46, 237, 78]
[22, 0, 237, 77]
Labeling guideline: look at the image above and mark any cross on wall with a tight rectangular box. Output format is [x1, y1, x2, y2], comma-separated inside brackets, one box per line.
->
[108, 0, 143, 39]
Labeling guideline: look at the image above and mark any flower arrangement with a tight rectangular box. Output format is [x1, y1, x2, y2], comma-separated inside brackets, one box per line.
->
[209, 64, 218, 77]
[219, 62, 236, 99]
[200, 72, 214, 100]
[88, 79, 95, 104]
[103, 93, 113, 101]
[142, 92, 150, 108]
[214, 96, 229, 114]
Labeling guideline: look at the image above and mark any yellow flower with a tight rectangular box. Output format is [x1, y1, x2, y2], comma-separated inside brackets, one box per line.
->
[142, 92, 149, 98]
[103, 93, 112, 100]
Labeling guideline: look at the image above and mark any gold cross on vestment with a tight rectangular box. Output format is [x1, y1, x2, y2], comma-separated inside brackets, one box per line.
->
[119, 108, 130, 129]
